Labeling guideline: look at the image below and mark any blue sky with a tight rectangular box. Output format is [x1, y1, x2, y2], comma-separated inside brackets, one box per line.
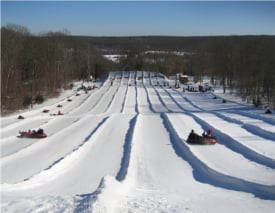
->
[1, 1, 275, 36]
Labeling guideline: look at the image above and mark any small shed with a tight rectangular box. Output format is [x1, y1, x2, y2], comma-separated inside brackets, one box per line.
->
[176, 73, 189, 84]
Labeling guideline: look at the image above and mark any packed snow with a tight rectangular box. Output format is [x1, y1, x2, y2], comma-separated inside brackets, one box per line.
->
[1, 71, 275, 213]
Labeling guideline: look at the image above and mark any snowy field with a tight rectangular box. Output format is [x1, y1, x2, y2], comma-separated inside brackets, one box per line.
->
[1, 71, 275, 213]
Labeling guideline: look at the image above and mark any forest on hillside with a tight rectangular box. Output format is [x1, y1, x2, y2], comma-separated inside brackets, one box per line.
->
[1, 24, 275, 115]
[1, 25, 114, 114]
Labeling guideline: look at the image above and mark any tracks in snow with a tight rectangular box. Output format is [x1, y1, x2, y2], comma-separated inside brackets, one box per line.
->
[161, 113, 275, 200]
[1, 71, 275, 212]
[1, 114, 136, 196]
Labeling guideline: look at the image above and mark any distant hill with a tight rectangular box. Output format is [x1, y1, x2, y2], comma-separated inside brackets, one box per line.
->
[2, 25, 274, 114]
[73, 35, 275, 53]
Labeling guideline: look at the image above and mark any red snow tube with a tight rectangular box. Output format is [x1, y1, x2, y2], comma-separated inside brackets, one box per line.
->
[187, 135, 218, 145]
[19, 132, 31, 137]
[202, 136, 218, 145]
[33, 133, 47, 138]
[18, 130, 47, 138]
[19, 133, 47, 138]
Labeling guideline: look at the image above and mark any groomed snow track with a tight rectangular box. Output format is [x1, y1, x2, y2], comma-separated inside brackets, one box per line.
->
[1, 71, 275, 213]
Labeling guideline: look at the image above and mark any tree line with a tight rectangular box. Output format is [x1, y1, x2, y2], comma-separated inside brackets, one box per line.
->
[1, 24, 115, 115]
[1, 24, 274, 114]
[105, 35, 274, 108]
[191, 36, 275, 108]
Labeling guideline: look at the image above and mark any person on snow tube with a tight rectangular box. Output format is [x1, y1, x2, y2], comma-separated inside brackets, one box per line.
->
[19, 128, 46, 138]
[187, 129, 217, 145]
[202, 129, 218, 144]
[203, 129, 212, 138]
[187, 129, 201, 144]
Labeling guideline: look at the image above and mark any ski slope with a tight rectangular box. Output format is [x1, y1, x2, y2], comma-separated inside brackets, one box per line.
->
[1, 71, 275, 212]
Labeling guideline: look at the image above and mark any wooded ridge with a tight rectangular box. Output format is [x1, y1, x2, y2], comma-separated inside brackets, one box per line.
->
[1, 24, 274, 115]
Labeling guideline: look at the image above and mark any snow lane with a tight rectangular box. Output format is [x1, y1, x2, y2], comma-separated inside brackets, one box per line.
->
[22, 90, 87, 118]
[1, 137, 35, 158]
[69, 86, 109, 115]
[154, 87, 183, 112]
[89, 85, 120, 114]
[162, 86, 275, 167]
[166, 113, 275, 185]
[1, 114, 135, 196]
[1, 87, 86, 128]
[182, 92, 275, 140]
[103, 71, 116, 86]
[216, 112, 275, 141]
[130, 71, 137, 84]
[1, 117, 20, 128]
[233, 109, 275, 126]
[93, 114, 199, 212]
[191, 112, 275, 169]
[122, 84, 137, 114]
[184, 92, 248, 111]
[1, 117, 51, 139]
[161, 113, 275, 200]
[49, 91, 90, 115]
[1, 117, 79, 157]
[137, 85, 152, 114]
[165, 88, 201, 112]
[127, 114, 191, 188]
[218, 112, 275, 133]
[106, 84, 128, 114]
[1, 115, 107, 183]
[1, 88, 93, 132]
[194, 112, 275, 160]
[92, 113, 275, 212]
[145, 85, 168, 113]
[142, 85, 275, 187]
[2, 71, 275, 212]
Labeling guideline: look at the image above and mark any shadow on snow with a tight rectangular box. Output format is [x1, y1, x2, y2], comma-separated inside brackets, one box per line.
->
[161, 113, 275, 200]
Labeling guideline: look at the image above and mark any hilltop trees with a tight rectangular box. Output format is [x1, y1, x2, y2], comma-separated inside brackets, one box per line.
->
[204, 37, 275, 108]
[1, 25, 274, 114]
[80, 35, 274, 108]
[1, 24, 112, 114]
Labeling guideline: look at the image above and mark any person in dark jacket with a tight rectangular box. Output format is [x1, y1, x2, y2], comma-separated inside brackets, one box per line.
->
[188, 129, 200, 142]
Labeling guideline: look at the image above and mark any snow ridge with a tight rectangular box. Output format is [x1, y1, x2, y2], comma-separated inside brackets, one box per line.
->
[183, 95, 275, 141]
[160, 113, 275, 200]
[120, 82, 129, 113]
[162, 87, 275, 168]
[2, 71, 275, 212]
[142, 79, 155, 113]
[116, 115, 138, 181]
[191, 113, 275, 169]
[215, 112, 275, 141]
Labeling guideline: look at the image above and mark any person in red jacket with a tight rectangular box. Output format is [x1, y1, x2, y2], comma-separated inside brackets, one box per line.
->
[203, 129, 212, 137]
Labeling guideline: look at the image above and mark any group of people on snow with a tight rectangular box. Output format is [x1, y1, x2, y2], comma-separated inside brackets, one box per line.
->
[19, 128, 45, 137]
